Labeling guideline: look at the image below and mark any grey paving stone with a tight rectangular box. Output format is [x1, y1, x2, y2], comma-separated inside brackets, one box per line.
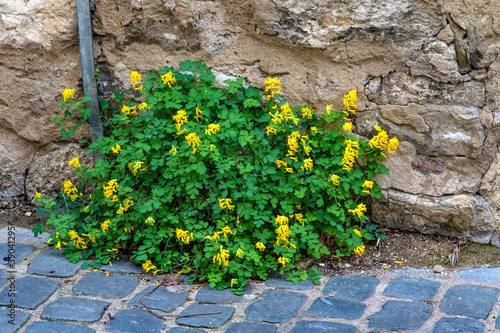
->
[152, 274, 192, 285]
[129, 286, 189, 312]
[440, 285, 500, 319]
[457, 267, 500, 284]
[73, 271, 139, 298]
[195, 284, 251, 304]
[28, 249, 82, 277]
[433, 317, 486, 333]
[0, 227, 50, 244]
[106, 309, 165, 333]
[176, 304, 234, 328]
[41, 297, 110, 322]
[25, 321, 96, 333]
[265, 277, 314, 290]
[0, 268, 7, 285]
[0, 275, 59, 309]
[0, 243, 35, 265]
[290, 321, 357, 333]
[99, 257, 144, 274]
[245, 289, 308, 323]
[390, 268, 435, 277]
[307, 297, 366, 319]
[496, 316, 500, 330]
[322, 275, 379, 301]
[383, 277, 441, 301]
[368, 300, 433, 330]
[0, 308, 31, 333]
[225, 322, 277, 333]
[167, 328, 206, 333]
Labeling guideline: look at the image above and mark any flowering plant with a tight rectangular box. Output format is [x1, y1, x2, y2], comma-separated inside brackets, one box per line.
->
[33, 61, 397, 291]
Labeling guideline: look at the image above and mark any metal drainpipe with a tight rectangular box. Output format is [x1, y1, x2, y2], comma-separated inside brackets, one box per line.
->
[76, 0, 103, 161]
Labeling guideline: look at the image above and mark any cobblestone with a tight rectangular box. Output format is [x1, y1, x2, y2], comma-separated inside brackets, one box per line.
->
[2, 227, 500, 333]
[0, 243, 34, 265]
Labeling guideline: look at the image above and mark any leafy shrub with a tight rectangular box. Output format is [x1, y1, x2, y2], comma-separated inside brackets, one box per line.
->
[33, 60, 398, 291]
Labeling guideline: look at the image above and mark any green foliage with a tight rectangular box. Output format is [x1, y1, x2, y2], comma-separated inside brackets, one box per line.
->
[34, 60, 398, 292]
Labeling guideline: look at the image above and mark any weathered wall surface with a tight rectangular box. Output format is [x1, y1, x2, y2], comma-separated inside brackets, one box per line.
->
[3, 0, 500, 246]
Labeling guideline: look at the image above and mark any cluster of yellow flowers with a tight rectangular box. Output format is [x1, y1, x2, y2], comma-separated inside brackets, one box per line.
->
[205, 123, 221, 136]
[264, 77, 281, 100]
[354, 245, 365, 257]
[63, 180, 81, 201]
[341, 90, 357, 133]
[176, 228, 194, 244]
[341, 140, 360, 172]
[348, 203, 367, 219]
[370, 126, 399, 157]
[101, 219, 111, 232]
[274, 215, 296, 252]
[128, 161, 147, 176]
[173, 109, 188, 132]
[111, 144, 121, 154]
[266, 126, 277, 136]
[301, 107, 313, 119]
[213, 245, 230, 266]
[142, 260, 159, 275]
[185, 132, 200, 154]
[68, 157, 81, 170]
[103, 179, 118, 202]
[169, 145, 177, 156]
[361, 180, 374, 195]
[331, 174, 340, 186]
[301, 158, 313, 172]
[138, 103, 151, 112]
[218, 198, 235, 210]
[255, 242, 266, 251]
[117, 199, 133, 215]
[68, 230, 87, 249]
[130, 71, 143, 90]
[236, 248, 245, 258]
[145, 216, 155, 226]
[62, 88, 75, 102]
[277, 256, 289, 267]
[121, 105, 138, 121]
[161, 70, 176, 88]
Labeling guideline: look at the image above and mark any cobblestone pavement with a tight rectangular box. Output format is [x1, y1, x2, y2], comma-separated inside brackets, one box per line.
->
[1, 227, 500, 333]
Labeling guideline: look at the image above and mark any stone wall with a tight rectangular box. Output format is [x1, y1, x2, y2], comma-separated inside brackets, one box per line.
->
[2, 0, 500, 246]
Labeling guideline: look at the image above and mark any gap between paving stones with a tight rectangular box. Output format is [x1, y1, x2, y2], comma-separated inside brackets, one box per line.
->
[1, 227, 500, 333]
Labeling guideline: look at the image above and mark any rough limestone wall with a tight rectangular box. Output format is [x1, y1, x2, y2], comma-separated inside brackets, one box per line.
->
[3, 0, 500, 246]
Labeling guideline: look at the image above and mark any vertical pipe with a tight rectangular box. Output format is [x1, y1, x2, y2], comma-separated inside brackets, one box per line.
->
[76, 0, 103, 161]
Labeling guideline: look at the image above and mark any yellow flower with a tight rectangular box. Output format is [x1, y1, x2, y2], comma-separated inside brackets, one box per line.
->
[285, 167, 294, 174]
[294, 213, 304, 223]
[103, 179, 118, 200]
[348, 203, 367, 219]
[280, 103, 299, 125]
[63, 180, 80, 201]
[275, 215, 289, 225]
[213, 245, 230, 266]
[101, 219, 110, 232]
[161, 70, 176, 87]
[301, 158, 313, 172]
[301, 107, 313, 119]
[276, 224, 291, 246]
[206, 232, 221, 243]
[145, 216, 155, 226]
[169, 145, 177, 156]
[311, 126, 317, 133]
[256, 242, 266, 251]
[130, 71, 143, 90]
[353, 229, 362, 237]
[185, 132, 201, 154]
[343, 89, 357, 114]
[230, 278, 239, 287]
[331, 174, 340, 186]
[269, 111, 283, 125]
[138, 103, 151, 111]
[121, 105, 137, 116]
[218, 198, 235, 210]
[343, 122, 353, 133]
[33, 191, 43, 201]
[341, 140, 359, 172]
[195, 108, 203, 121]
[265, 77, 281, 100]
[277, 256, 289, 267]
[176, 228, 193, 244]
[362, 180, 374, 194]
[55, 241, 62, 249]
[387, 137, 399, 154]
[236, 248, 245, 258]
[218, 225, 234, 238]
[354, 245, 365, 257]
[68, 157, 81, 170]
[62, 88, 75, 101]
[210, 144, 216, 151]
[205, 123, 221, 136]
[326, 104, 333, 115]
[369, 129, 388, 150]
[128, 161, 146, 176]
[111, 144, 121, 154]
[142, 260, 159, 275]
[266, 126, 277, 136]
[275, 159, 288, 169]
[173, 109, 188, 131]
